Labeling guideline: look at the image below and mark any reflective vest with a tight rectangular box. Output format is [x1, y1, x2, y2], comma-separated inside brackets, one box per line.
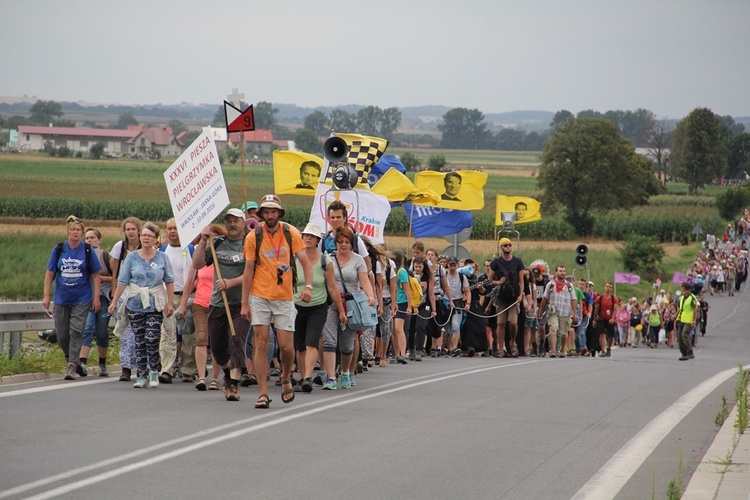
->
[678, 294, 697, 324]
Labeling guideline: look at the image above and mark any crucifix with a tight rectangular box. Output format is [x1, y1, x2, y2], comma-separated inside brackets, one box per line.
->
[227, 88, 248, 213]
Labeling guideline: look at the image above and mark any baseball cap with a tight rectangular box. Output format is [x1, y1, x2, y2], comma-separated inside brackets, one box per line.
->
[224, 208, 246, 221]
[448, 256, 459, 264]
[241, 201, 258, 212]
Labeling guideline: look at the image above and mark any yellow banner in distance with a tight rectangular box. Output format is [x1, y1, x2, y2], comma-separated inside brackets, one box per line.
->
[495, 195, 541, 225]
[413, 170, 487, 210]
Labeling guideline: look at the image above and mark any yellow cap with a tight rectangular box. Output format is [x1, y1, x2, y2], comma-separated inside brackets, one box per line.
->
[499, 237, 512, 246]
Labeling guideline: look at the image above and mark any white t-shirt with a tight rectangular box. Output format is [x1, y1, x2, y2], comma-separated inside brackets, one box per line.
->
[161, 244, 190, 292]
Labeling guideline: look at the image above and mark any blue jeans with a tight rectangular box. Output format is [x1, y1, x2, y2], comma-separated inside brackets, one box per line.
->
[83, 295, 111, 348]
[575, 315, 589, 351]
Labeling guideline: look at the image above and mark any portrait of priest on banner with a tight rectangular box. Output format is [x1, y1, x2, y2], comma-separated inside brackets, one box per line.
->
[441, 172, 463, 202]
[295, 160, 321, 190]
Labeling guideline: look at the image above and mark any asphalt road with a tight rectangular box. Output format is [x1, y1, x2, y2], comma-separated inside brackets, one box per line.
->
[1, 289, 748, 500]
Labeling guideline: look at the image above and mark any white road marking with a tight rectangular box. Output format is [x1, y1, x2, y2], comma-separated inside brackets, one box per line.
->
[0, 378, 114, 398]
[2, 361, 537, 499]
[572, 364, 747, 500]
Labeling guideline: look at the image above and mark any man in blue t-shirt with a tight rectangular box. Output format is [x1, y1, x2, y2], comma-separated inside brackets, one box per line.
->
[43, 215, 102, 380]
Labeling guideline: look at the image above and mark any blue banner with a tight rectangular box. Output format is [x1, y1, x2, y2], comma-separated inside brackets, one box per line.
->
[369, 155, 407, 187]
[404, 203, 473, 238]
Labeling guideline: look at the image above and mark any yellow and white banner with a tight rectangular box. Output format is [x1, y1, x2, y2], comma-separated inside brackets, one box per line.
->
[273, 150, 324, 196]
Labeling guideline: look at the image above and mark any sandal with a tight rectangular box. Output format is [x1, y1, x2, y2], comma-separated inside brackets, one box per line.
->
[510, 344, 519, 357]
[195, 378, 207, 391]
[208, 379, 219, 391]
[281, 379, 295, 404]
[255, 393, 272, 409]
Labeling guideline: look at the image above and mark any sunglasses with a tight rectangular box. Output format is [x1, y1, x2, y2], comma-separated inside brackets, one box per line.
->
[66, 215, 83, 225]
[276, 267, 283, 285]
[501, 243, 512, 248]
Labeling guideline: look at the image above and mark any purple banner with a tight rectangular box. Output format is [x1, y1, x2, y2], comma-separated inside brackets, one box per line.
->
[671, 271, 695, 285]
[614, 272, 641, 285]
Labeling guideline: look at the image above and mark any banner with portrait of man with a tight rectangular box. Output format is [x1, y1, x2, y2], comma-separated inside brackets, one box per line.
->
[273, 150, 324, 196]
[495, 195, 542, 225]
[413, 170, 487, 210]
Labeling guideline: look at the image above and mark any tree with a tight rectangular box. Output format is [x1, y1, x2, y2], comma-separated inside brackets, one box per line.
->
[715, 185, 750, 220]
[29, 100, 63, 125]
[357, 106, 383, 136]
[438, 108, 492, 149]
[399, 151, 421, 171]
[523, 131, 544, 151]
[89, 142, 105, 159]
[294, 128, 322, 154]
[116, 110, 138, 129]
[550, 110, 573, 128]
[303, 111, 330, 136]
[538, 117, 662, 235]
[646, 118, 673, 185]
[379, 107, 402, 138]
[620, 234, 665, 279]
[329, 109, 357, 132]
[254, 101, 278, 130]
[670, 108, 728, 195]
[619, 108, 656, 146]
[427, 154, 447, 171]
[726, 133, 750, 179]
[495, 128, 525, 150]
[212, 106, 225, 127]
[168, 119, 186, 135]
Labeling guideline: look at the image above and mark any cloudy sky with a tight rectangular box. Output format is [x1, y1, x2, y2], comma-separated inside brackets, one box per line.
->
[2, 0, 748, 119]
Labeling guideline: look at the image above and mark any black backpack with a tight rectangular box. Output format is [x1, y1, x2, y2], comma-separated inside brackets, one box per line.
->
[493, 256, 521, 303]
[53, 242, 93, 278]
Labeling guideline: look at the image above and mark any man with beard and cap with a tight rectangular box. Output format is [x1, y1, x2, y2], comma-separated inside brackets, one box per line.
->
[192, 208, 249, 401]
[241, 195, 313, 409]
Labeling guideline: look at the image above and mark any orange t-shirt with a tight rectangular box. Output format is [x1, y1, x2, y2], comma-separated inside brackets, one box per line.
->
[243, 222, 305, 301]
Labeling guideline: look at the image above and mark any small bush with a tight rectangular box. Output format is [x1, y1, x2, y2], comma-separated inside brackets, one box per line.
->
[620, 234, 665, 279]
[716, 186, 750, 221]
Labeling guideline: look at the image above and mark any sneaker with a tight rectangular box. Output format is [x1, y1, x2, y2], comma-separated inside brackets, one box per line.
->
[340, 372, 352, 389]
[313, 371, 327, 386]
[301, 377, 313, 393]
[606, 348, 612, 357]
[322, 378, 338, 390]
[409, 350, 416, 361]
[76, 363, 88, 377]
[195, 378, 207, 391]
[158, 372, 172, 384]
[679, 355, 689, 361]
[415, 350, 423, 361]
[356, 361, 365, 373]
[119, 367, 131, 382]
[64, 362, 76, 380]
[398, 357, 409, 364]
[269, 367, 281, 377]
[350, 374, 356, 387]
[466, 348, 475, 358]
[133, 376, 149, 388]
[431, 350, 437, 358]
[240, 374, 252, 387]
[149, 371, 159, 388]
[226, 384, 240, 401]
[98, 364, 109, 377]
[689, 353, 695, 359]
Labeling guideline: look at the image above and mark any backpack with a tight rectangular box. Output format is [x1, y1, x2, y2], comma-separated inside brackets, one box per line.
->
[406, 269, 424, 308]
[493, 256, 521, 303]
[53, 242, 93, 278]
[254, 222, 297, 290]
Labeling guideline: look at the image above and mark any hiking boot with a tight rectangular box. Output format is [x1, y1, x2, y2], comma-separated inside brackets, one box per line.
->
[133, 376, 149, 388]
[64, 362, 76, 380]
[301, 377, 313, 393]
[322, 378, 338, 390]
[340, 372, 352, 389]
[149, 371, 159, 388]
[313, 371, 327, 386]
[98, 364, 108, 377]
[76, 363, 88, 377]
[226, 384, 240, 401]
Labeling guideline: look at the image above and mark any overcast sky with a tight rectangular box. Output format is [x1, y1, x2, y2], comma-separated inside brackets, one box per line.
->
[2, 0, 748, 119]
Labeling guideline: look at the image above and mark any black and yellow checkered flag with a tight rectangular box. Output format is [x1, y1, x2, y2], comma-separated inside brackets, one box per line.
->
[322, 133, 389, 189]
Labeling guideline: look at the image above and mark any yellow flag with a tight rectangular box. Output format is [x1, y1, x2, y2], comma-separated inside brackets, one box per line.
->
[321, 133, 389, 190]
[371, 168, 440, 204]
[413, 170, 487, 210]
[495, 195, 542, 225]
[273, 151, 324, 196]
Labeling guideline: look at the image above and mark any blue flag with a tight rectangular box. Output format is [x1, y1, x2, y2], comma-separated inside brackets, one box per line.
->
[404, 203, 473, 238]
[369, 155, 407, 187]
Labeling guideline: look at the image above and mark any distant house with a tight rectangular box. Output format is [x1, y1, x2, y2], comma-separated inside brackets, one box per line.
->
[17, 124, 187, 157]
[126, 126, 186, 157]
[17, 125, 139, 153]
[228, 129, 274, 155]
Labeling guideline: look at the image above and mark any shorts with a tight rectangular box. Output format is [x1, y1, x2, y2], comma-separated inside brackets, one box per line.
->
[192, 303, 209, 347]
[395, 301, 409, 320]
[547, 314, 571, 335]
[495, 300, 519, 325]
[250, 295, 296, 332]
[294, 302, 328, 351]
[524, 314, 539, 329]
[595, 319, 616, 338]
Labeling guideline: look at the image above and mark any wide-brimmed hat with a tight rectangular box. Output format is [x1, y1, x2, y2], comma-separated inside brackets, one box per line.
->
[258, 194, 286, 219]
[301, 222, 323, 239]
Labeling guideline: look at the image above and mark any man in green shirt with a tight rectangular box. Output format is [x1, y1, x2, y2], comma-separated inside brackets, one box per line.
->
[676, 282, 698, 361]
